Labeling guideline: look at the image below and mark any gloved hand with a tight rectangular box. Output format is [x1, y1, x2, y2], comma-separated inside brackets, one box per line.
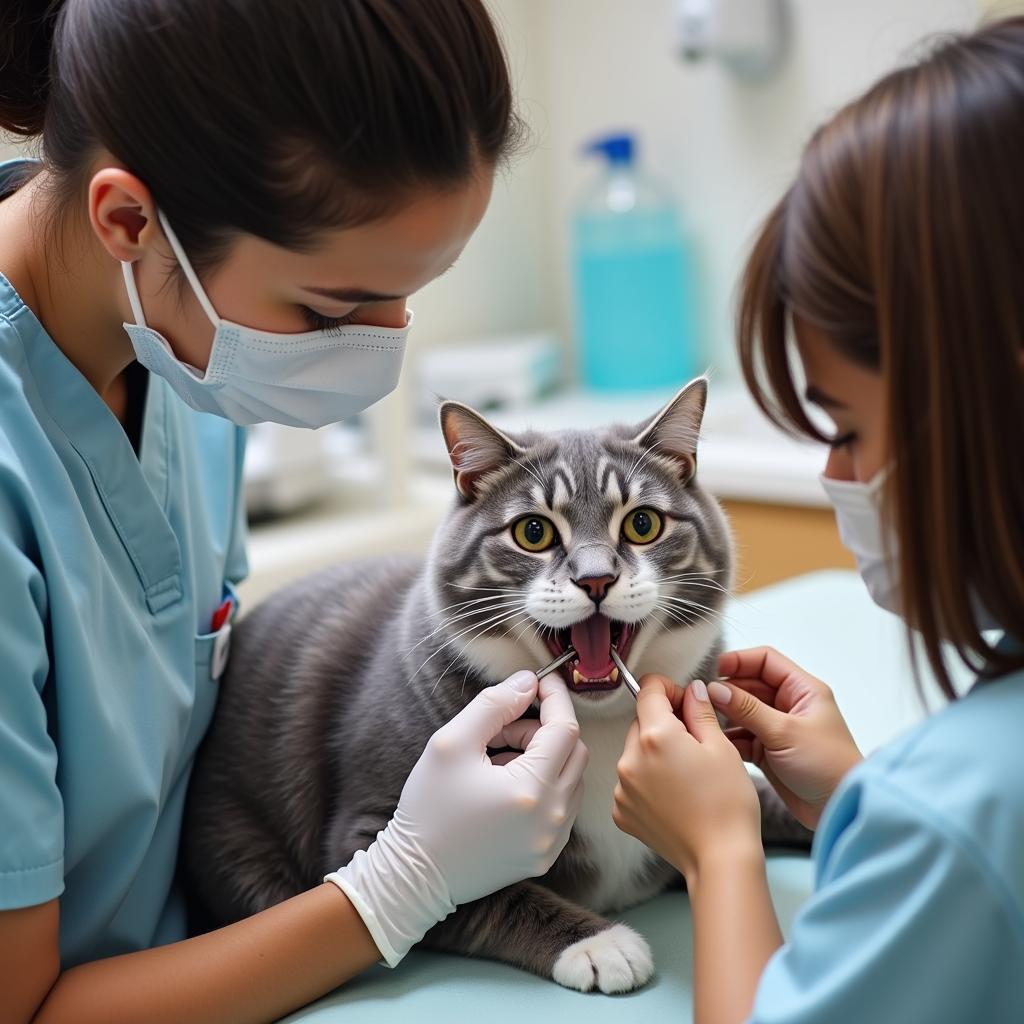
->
[324, 669, 588, 966]
[709, 647, 864, 830]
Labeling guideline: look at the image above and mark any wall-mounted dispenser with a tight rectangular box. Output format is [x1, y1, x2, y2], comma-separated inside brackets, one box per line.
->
[674, 0, 789, 80]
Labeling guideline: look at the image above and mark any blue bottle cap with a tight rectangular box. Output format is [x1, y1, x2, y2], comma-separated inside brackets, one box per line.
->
[582, 132, 635, 166]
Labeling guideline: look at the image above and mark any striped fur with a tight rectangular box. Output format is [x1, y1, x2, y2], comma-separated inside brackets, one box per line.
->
[184, 379, 811, 993]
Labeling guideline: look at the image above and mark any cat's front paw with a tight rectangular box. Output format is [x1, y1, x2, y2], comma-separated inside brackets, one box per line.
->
[551, 923, 653, 994]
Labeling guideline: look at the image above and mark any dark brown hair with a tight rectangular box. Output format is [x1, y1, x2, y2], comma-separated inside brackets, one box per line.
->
[737, 16, 1024, 698]
[0, 0, 523, 272]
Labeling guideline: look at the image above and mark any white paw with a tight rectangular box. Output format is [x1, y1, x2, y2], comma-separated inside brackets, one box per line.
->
[551, 923, 654, 994]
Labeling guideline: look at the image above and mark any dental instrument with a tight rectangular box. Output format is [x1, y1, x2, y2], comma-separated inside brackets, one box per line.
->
[534, 644, 642, 701]
[610, 645, 641, 699]
[534, 646, 580, 680]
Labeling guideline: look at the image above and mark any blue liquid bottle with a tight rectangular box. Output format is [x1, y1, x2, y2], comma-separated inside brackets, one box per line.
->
[572, 133, 697, 391]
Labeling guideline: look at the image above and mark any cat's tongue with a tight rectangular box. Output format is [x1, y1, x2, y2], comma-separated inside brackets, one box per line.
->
[571, 614, 614, 679]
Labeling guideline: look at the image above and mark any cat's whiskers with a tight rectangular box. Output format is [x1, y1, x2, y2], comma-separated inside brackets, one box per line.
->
[672, 580, 732, 597]
[507, 613, 544, 649]
[658, 566, 756, 593]
[654, 570, 751, 608]
[652, 605, 692, 630]
[656, 569, 729, 585]
[658, 594, 731, 630]
[624, 437, 669, 485]
[402, 598, 525, 660]
[411, 604, 528, 683]
[412, 609, 523, 679]
[443, 592, 528, 609]
[663, 592, 740, 627]
[431, 610, 534, 696]
[457, 612, 540, 699]
[447, 582, 530, 597]
[508, 457, 546, 490]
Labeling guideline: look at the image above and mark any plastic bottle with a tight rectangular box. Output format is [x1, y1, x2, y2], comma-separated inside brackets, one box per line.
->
[571, 132, 697, 391]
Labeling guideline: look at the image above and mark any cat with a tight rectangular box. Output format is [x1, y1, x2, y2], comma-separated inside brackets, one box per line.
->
[183, 377, 811, 994]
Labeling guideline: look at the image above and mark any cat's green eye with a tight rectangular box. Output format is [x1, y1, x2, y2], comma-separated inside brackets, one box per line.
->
[513, 515, 558, 552]
[622, 507, 663, 545]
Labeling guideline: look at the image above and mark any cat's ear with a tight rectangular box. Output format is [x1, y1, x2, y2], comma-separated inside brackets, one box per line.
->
[439, 401, 523, 501]
[630, 376, 708, 484]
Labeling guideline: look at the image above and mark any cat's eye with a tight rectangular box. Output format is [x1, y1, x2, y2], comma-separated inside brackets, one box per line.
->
[512, 515, 558, 552]
[622, 507, 663, 545]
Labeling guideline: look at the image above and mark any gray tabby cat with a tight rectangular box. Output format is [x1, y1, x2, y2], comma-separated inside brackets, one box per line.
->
[184, 377, 810, 994]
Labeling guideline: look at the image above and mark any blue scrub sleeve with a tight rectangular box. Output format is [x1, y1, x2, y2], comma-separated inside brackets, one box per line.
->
[0, 494, 64, 909]
[749, 776, 1024, 1023]
[224, 425, 249, 589]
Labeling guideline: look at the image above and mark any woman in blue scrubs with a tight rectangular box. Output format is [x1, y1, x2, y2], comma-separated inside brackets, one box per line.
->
[613, 16, 1024, 1023]
[0, 2, 587, 1021]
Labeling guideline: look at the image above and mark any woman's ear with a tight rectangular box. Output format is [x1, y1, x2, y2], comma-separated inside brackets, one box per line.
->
[439, 400, 522, 501]
[88, 166, 161, 264]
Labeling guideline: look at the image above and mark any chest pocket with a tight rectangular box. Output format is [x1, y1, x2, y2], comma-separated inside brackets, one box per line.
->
[185, 581, 237, 763]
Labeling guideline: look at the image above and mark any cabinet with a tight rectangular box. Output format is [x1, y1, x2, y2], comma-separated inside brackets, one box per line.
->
[720, 499, 853, 593]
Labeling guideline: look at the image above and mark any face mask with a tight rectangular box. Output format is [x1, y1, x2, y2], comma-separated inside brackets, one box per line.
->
[120, 210, 412, 428]
[819, 468, 900, 615]
[821, 469, 1005, 632]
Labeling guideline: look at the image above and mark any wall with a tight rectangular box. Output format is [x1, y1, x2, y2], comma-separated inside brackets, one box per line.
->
[4, 0, 1020, 367]
[526, 0, 997, 380]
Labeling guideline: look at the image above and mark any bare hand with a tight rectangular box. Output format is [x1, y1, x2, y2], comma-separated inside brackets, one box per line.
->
[613, 675, 763, 880]
[710, 647, 864, 830]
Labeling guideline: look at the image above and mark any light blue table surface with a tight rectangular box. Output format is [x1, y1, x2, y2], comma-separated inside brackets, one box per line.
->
[280, 570, 966, 1023]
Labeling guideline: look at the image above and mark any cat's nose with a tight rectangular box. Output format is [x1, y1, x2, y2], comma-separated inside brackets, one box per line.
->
[574, 574, 618, 604]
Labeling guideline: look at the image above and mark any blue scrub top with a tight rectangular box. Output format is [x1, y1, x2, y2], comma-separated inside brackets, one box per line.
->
[0, 159, 248, 967]
[751, 635, 1024, 1022]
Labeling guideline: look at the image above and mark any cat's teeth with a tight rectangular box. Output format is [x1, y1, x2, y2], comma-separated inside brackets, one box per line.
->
[572, 668, 619, 686]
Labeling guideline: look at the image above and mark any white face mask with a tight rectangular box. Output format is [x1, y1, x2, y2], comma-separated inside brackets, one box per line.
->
[822, 468, 1004, 633]
[819, 468, 901, 615]
[120, 210, 412, 428]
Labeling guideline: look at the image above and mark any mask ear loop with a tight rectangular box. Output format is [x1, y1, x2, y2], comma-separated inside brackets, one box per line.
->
[120, 259, 149, 326]
[156, 209, 221, 328]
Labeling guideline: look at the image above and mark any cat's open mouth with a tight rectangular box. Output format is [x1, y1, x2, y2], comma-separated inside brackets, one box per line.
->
[543, 614, 638, 694]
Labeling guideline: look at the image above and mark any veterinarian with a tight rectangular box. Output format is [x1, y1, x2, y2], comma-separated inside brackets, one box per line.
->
[0, 2, 588, 1021]
[613, 16, 1024, 1024]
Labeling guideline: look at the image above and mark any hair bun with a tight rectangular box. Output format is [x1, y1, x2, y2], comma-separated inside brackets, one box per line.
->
[0, 0, 67, 136]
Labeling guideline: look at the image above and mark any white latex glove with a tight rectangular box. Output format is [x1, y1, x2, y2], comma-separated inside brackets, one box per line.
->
[324, 669, 588, 966]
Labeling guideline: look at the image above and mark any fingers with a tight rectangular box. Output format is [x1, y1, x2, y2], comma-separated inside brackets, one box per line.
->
[488, 717, 541, 764]
[723, 726, 761, 765]
[720, 677, 778, 707]
[706, 678, 788, 746]
[680, 679, 725, 742]
[567, 776, 585, 820]
[440, 671, 539, 753]
[559, 736, 590, 788]
[717, 646, 809, 692]
[635, 673, 685, 729]
[555, 775, 586, 852]
[514, 672, 582, 778]
[489, 717, 541, 752]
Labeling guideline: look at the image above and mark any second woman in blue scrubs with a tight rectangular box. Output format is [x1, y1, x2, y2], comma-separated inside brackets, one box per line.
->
[0, 2, 586, 1021]
[613, 16, 1024, 1024]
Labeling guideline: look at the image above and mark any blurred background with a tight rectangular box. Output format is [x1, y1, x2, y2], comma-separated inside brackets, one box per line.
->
[4, 0, 1021, 610]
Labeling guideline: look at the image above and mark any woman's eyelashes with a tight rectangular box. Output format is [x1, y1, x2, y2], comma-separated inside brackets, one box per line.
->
[298, 305, 362, 332]
[828, 430, 857, 450]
